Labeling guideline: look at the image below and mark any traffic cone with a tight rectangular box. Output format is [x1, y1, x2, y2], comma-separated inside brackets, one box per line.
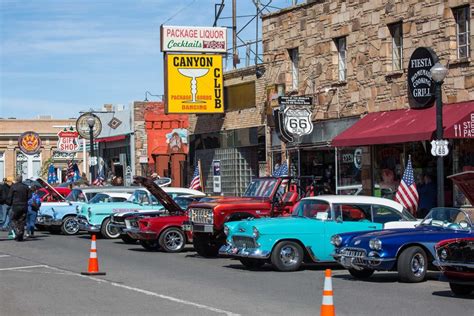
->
[81, 234, 106, 275]
[320, 269, 335, 316]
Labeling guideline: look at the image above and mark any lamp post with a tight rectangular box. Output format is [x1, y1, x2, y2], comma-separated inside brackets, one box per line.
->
[430, 62, 448, 207]
[86, 116, 96, 183]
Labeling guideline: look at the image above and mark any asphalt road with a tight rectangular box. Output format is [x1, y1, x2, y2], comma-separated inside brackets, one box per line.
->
[0, 231, 472, 316]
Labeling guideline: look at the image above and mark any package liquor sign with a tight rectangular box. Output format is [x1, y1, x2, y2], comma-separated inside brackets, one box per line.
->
[165, 54, 224, 114]
[57, 128, 80, 153]
[407, 47, 439, 109]
[161, 25, 227, 53]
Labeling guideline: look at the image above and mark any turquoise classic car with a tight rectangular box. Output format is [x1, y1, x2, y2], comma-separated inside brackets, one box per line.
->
[76, 187, 204, 238]
[219, 195, 416, 271]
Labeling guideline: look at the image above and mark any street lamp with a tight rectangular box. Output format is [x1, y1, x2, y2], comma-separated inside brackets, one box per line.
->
[430, 62, 448, 207]
[86, 116, 96, 183]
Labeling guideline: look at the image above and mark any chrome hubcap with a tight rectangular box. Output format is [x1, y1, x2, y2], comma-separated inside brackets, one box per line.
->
[164, 231, 184, 250]
[64, 219, 79, 234]
[279, 245, 299, 266]
[411, 253, 426, 277]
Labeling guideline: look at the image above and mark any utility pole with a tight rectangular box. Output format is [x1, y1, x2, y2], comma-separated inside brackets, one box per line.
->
[232, 0, 238, 68]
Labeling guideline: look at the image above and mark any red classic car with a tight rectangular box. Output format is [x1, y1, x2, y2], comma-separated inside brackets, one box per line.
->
[123, 176, 194, 253]
[37, 187, 71, 202]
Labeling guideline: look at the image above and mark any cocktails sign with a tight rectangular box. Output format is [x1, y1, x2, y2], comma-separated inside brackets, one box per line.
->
[165, 54, 224, 114]
[407, 47, 439, 109]
[161, 25, 227, 53]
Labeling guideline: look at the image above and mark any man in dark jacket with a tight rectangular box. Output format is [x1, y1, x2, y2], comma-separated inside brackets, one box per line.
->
[6, 175, 31, 241]
[1, 177, 13, 224]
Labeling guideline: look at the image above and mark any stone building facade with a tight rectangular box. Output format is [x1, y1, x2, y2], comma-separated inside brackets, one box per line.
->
[260, 0, 473, 206]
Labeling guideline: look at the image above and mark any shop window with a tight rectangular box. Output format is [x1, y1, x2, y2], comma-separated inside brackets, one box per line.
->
[224, 82, 256, 111]
[389, 22, 403, 71]
[337, 147, 363, 195]
[335, 37, 347, 81]
[454, 5, 470, 59]
[288, 48, 299, 91]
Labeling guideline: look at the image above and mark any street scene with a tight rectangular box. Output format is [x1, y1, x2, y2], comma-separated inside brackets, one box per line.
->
[1, 0, 474, 315]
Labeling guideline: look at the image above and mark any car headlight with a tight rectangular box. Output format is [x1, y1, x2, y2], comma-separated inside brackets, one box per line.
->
[330, 235, 342, 246]
[369, 238, 382, 251]
[224, 225, 230, 236]
[252, 227, 259, 239]
[439, 249, 448, 260]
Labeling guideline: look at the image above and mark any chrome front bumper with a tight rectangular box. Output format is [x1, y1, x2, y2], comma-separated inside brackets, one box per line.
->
[36, 215, 62, 226]
[219, 244, 271, 259]
[123, 228, 158, 240]
[109, 223, 126, 233]
[333, 250, 396, 269]
[76, 216, 101, 232]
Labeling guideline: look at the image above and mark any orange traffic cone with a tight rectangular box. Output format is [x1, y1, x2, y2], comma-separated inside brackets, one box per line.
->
[81, 234, 106, 275]
[320, 269, 335, 316]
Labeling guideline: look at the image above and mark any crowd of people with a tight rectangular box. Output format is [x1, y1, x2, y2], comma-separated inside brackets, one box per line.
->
[0, 176, 42, 241]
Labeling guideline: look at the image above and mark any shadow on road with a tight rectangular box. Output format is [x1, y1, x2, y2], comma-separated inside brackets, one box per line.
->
[333, 271, 441, 283]
[432, 290, 474, 300]
[222, 262, 344, 272]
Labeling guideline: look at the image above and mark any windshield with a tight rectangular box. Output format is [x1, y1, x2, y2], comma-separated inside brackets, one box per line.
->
[292, 200, 331, 219]
[420, 207, 473, 230]
[243, 178, 278, 198]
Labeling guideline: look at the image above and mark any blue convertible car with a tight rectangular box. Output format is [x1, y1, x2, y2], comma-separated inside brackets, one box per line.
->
[332, 207, 474, 283]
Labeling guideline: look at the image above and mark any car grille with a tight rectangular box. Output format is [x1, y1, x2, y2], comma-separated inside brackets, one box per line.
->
[189, 208, 213, 225]
[232, 236, 257, 249]
[341, 247, 367, 264]
[125, 218, 139, 229]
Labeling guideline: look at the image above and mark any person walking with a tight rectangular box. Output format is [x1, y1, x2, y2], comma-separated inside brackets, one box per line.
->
[6, 175, 31, 241]
[0, 177, 13, 231]
[26, 185, 41, 238]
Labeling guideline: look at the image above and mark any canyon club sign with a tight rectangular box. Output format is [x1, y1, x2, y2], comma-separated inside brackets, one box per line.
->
[407, 47, 439, 109]
[161, 25, 227, 53]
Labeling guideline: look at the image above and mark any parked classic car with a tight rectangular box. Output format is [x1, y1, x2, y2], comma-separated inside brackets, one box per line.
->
[332, 207, 474, 282]
[37, 187, 71, 202]
[77, 185, 204, 238]
[37, 186, 135, 233]
[121, 177, 198, 252]
[184, 177, 306, 258]
[219, 195, 416, 271]
[434, 237, 474, 295]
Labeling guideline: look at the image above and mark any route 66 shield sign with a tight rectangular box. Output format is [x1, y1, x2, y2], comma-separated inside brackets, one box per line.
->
[283, 107, 314, 137]
[431, 139, 449, 157]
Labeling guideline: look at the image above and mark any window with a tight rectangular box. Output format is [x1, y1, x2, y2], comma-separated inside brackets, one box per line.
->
[335, 37, 347, 81]
[333, 204, 371, 222]
[288, 48, 299, 90]
[372, 205, 402, 224]
[389, 23, 403, 71]
[454, 6, 470, 59]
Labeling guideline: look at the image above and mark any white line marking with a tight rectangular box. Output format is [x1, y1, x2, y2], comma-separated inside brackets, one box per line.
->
[0, 265, 48, 271]
[0, 255, 11, 258]
[45, 265, 240, 316]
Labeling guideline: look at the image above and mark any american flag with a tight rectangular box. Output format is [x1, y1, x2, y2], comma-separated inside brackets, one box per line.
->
[189, 165, 202, 190]
[66, 160, 75, 183]
[273, 163, 289, 187]
[395, 157, 419, 215]
[92, 175, 105, 186]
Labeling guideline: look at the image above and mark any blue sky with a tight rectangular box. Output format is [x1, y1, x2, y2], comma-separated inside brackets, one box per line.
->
[0, 0, 296, 119]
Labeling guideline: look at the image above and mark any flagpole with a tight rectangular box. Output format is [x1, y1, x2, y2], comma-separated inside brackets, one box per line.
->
[198, 159, 204, 192]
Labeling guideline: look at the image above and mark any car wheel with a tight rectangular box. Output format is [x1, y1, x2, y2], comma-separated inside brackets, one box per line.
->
[193, 234, 220, 258]
[397, 246, 428, 283]
[159, 228, 186, 253]
[449, 283, 473, 296]
[120, 235, 137, 244]
[271, 241, 303, 272]
[140, 240, 160, 251]
[239, 258, 265, 270]
[101, 218, 121, 239]
[348, 268, 374, 279]
[60, 216, 80, 235]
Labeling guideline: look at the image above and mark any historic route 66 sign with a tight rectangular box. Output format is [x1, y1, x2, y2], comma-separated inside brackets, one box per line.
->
[283, 107, 314, 137]
[431, 139, 449, 157]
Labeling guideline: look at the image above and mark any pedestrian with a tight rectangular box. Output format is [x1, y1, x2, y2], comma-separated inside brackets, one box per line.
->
[417, 174, 437, 218]
[6, 175, 31, 241]
[0, 176, 13, 231]
[26, 185, 41, 238]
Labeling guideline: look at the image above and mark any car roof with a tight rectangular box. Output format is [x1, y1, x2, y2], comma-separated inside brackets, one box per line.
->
[301, 195, 404, 211]
[74, 186, 137, 193]
[162, 187, 205, 196]
[94, 192, 132, 198]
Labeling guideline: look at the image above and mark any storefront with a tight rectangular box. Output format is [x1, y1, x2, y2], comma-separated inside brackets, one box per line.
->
[332, 101, 474, 208]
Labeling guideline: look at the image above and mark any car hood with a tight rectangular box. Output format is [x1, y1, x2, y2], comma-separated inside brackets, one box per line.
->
[228, 216, 320, 235]
[36, 178, 66, 201]
[134, 176, 183, 214]
[448, 171, 474, 205]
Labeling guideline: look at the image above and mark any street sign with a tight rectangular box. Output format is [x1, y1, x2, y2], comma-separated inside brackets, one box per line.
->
[278, 96, 312, 106]
[57, 128, 79, 153]
[76, 113, 102, 139]
[431, 139, 449, 157]
[89, 156, 98, 166]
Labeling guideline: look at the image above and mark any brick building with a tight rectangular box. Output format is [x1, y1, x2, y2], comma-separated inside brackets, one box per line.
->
[261, 0, 473, 207]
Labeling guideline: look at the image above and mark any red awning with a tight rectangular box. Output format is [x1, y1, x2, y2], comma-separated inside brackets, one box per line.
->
[332, 101, 474, 147]
[95, 135, 126, 143]
[444, 101, 474, 138]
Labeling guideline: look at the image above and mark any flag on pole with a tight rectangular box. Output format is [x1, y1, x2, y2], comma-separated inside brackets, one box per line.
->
[395, 156, 419, 215]
[189, 163, 202, 190]
[273, 162, 289, 186]
[66, 160, 75, 183]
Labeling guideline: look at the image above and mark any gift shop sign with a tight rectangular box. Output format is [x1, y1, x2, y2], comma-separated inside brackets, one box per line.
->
[161, 25, 227, 53]
[407, 47, 439, 109]
[165, 54, 224, 114]
[57, 129, 80, 152]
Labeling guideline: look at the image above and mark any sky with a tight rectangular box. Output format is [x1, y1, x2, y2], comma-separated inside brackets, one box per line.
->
[0, 0, 298, 119]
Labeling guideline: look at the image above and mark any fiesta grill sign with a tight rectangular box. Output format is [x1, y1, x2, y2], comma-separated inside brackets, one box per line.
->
[161, 25, 227, 53]
[165, 54, 224, 114]
[407, 47, 439, 109]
